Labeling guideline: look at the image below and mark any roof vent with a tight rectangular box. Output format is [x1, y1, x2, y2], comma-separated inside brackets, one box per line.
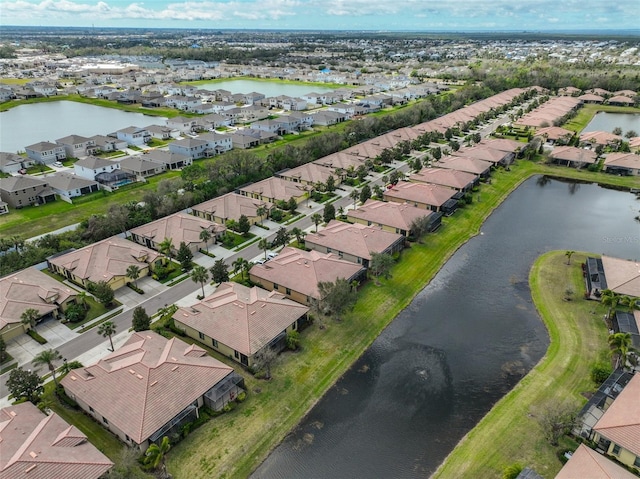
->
[25, 464, 37, 473]
[136, 374, 143, 379]
[150, 381, 158, 387]
[129, 369, 135, 375]
[172, 365, 179, 371]
[29, 451, 37, 458]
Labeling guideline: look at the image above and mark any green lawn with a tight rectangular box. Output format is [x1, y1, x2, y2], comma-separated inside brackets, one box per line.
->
[220, 231, 255, 249]
[432, 251, 609, 478]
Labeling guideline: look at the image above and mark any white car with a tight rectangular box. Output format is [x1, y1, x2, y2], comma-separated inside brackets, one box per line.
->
[267, 252, 279, 260]
[255, 258, 267, 265]
[53, 161, 63, 168]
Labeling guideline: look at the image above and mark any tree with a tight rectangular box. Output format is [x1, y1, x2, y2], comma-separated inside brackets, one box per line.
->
[432, 147, 442, 160]
[359, 184, 371, 203]
[349, 189, 359, 209]
[210, 259, 229, 285]
[608, 332, 636, 369]
[286, 330, 300, 350]
[410, 216, 432, 242]
[158, 237, 174, 260]
[317, 277, 358, 318]
[274, 227, 290, 248]
[323, 203, 335, 223]
[625, 129, 638, 139]
[373, 184, 383, 199]
[325, 175, 336, 193]
[98, 321, 117, 351]
[256, 205, 267, 224]
[91, 281, 114, 307]
[132, 306, 151, 332]
[64, 303, 87, 323]
[565, 250, 575, 265]
[77, 291, 88, 310]
[176, 241, 194, 271]
[126, 264, 141, 288]
[600, 289, 620, 320]
[535, 401, 577, 446]
[369, 252, 395, 281]
[191, 265, 210, 297]
[237, 214, 251, 236]
[311, 213, 322, 232]
[253, 347, 278, 380]
[199, 229, 212, 252]
[20, 308, 41, 330]
[232, 257, 249, 280]
[145, 436, 171, 476]
[33, 349, 63, 387]
[7, 367, 44, 404]
[612, 126, 623, 136]
[258, 238, 270, 259]
[291, 227, 306, 246]
[287, 197, 298, 213]
[0, 335, 6, 363]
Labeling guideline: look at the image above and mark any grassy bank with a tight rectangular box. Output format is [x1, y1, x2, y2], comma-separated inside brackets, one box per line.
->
[432, 251, 610, 478]
[563, 103, 640, 132]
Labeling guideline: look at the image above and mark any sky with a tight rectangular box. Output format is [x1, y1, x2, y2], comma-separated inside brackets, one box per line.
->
[1, 0, 639, 31]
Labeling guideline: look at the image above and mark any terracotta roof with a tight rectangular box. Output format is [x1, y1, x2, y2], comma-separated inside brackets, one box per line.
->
[613, 90, 637, 98]
[607, 95, 635, 104]
[453, 146, 510, 164]
[0, 268, 76, 330]
[550, 146, 598, 164]
[579, 131, 623, 146]
[130, 212, 225, 248]
[48, 236, 162, 285]
[0, 402, 113, 479]
[604, 153, 640, 170]
[61, 331, 234, 445]
[516, 97, 581, 128]
[434, 155, 492, 176]
[555, 444, 637, 479]
[174, 282, 308, 357]
[593, 372, 640, 457]
[578, 93, 605, 102]
[192, 192, 272, 221]
[347, 199, 433, 232]
[534, 126, 575, 141]
[238, 177, 307, 202]
[279, 163, 336, 185]
[249, 247, 365, 300]
[478, 138, 525, 153]
[384, 180, 457, 207]
[409, 167, 476, 190]
[313, 151, 367, 171]
[343, 141, 385, 160]
[601, 255, 640, 297]
[305, 219, 404, 261]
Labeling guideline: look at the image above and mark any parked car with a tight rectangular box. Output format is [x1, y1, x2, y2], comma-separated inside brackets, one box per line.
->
[53, 161, 63, 167]
[267, 252, 279, 260]
[255, 258, 267, 265]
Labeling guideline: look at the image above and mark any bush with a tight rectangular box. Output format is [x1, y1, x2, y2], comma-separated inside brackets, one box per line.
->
[502, 463, 523, 479]
[223, 401, 237, 413]
[127, 283, 144, 294]
[154, 265, 170, 280]
[65, 303, 87, 323]
[590, 362, 612, 385]
[56, 385, 79, 409]
[236, 391, 247, 403]
[27, 330, 47, 344]
[270, 209, 283, 222]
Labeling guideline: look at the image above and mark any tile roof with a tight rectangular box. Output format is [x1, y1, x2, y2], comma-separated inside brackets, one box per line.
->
[74, 156, 117, 170]
[0, 402, 113, 479]
[347, 199, 433, 232]
[551, 146, 598, 164]
[452, 146, 510, 164]
[434, 155, 493, 176]
[130, 212, 225, 248]
[384, 180, 457, 207]
[604, 153, 640, 170]
[306, 219, 404, 261]
[48, 236, 162, 285]
[45, 172, 98, 192]
[249, 247, 365, 300]
[61, 331, 234, 445]
[192, 192, 272, 221]
[25, 141, 61, 152]
[601, 255, 640, 298]
[478, 138, 524, 153]
[313, 151, 367, 171]
[0, 267, 76, 330]
[239, 177, 307, 202]
[144, 150, 190, 165]
[534, 126, 575, 141]
[593, 372, 640, 457]
[579, 131, 623, 145]
[554, 444, 637, 479]
[409, 167, 476, 190]
[174, 282, 308, 357]
[279, 163, 336, 185]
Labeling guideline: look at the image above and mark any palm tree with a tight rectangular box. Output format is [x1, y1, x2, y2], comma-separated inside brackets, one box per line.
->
[98, 321, 117, 352]
[619, 295, 639, 312]
[33, 349, 63, 387]
[256, 205, 267, 224]
[145, 436, 171, 477]
[291, 227, 305, 246]
[565, 250, 575, 265]
[258, 238, 269, 260]
[600, 289, 620, 320]
[21, 308, 41, 330]
[199, 229, 212, 252]
[10, 235, 24, 254]
[191, 265, 209, 297]
[311, 213, 322, 233]
[126, 264, 141, 288]
[76, 291, 88, 311]
[158, 237, 174, 261]
[608, 332, 635, 369]
[349, 188, 359, 210]
[232, 257, 249, 280]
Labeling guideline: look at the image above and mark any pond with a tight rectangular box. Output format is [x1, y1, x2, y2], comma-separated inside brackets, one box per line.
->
[194, 79, 338, 98]
[0, 101, 166, 154]
[251, 176, 640, 479]
[583, 112, 640, 135]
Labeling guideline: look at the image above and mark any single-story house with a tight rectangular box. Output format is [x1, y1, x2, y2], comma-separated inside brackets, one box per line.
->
[144, 150, 192, 170]
[0, 267, 78, 341]
[434, 155, 493, 179]
[276, 163, 339, 187]
[249, 247, 366, 306]
[0, 152, 34, 174]
[25, 141, 66, 165]
[61, 331, 243, 450]
[603, 153, 640, 176]
[607, 95, 635, 107]
[129, 212, 225, 254]
[238, 177, 307, 205]
[48, 236, 163, 292]
[577, 93, 605, 104]
[118, 156, 164, 178]
[580, 131, 623, 148]
[0, 175, 56, 209]
[383, 181, 460, 216]
[305, 220, 405, 268]
[555, 444, 637, 479]
[174, 282, 309, 367]
[613, 310, 640, 350]
[534, 126, 575, 145]
[453, 146, 514, 167]
[46, 172, 100, 199]
[600, 255, 640, 297]
[347, 199, 442, 237]
[550, 146, 598, 168]
[409, 167, 478, 192]
[191, 192, 272, 225]
[0, 402, 113, 479]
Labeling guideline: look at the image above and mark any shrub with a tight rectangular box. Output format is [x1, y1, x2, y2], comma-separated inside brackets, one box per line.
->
[154, 265, 170, 280]
[127, 283, 144, 294]
[65, 303, 87, 323]
[270, 209, 283, 222]
[223, 401, 237, 413]
[236, 391, 247, 403]
[502, 463, 523, 479]
[27, 330, 47, 344]
[590, 361, 612, 385]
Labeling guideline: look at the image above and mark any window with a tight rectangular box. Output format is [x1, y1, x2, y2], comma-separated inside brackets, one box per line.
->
[234, 350, 239, 359]
[634, 456, 640, 468]
[102, 417, 109, 425]
[212, 338, 218, 348]
[286, 288, 291, 295]
[612, 444, 621, 456]
[198, 331, 205, 340]
[273, 283, 279, 290]
[125, 435, 131, 442]
[89, 406, 94, 413]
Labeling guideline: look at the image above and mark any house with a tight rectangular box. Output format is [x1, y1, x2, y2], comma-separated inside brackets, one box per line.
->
[534, 126, 575, 145]
[166, 116, 198, 134]
[579, 131, 623, 149]
[577, 93, 605, 104]
[46, 172, 100, 199]
[555, 444, 637, 479]
[24, 141, 66, 165]
[604, 153, 640, 176]
[600, 255, 640, 297]
[197, 113, 233, 129]
[277, 163, 338, 187]
[168, 138, 210, 160]
[27, 81, 57, 96]
[606, 95, 635, 107]
[613, 310, 640, 350]
[0, 402, 113, 479]
[305, 220, 405, 268]
[174, 282, 309, 367]
[453, 146, 514, 167]
[434, 155, 493, 179]
[251, 119, 287, 136]
[48, 236, 163, 292]
[55, 134, 98, 158]
[311, 110, 347, 126]
[347, 199, 442, 237]
[478, 138, 525, 156]
[198, 132, 233, 155]
[145, 150, 192, 170]
[191, 192, 272, 225]
[383, 181, 460, 216]
[238, 177, 307, 205]
[145, 124, 176, 140]
[118, 155, 164, 178]
[115, 126, 151, 146]
[74, 156, 120, 181]
[0, 201, 8, 215]
[61, 331, 243, 450]
[249, 247, 366, 305]
[0, 175, 56, 209]
[590, 372, 640, 473]
[230, 131, 260, 149]
[0, 152, 33, 174]
[313, 151, 367, 172]
[550, 146, 598, 168]
[409, 167, 478, 192]
[94, 170, 136, 190]
[0, 267, 78, 341]
[129, 212, 225, 254]
[89, 134, 128, 152]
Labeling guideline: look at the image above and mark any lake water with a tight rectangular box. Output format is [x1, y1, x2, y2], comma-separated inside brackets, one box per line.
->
[195, 79, 337, 98]
[252, 177, 640, 479]
[583, 112, 640, 135]
[0, 101, 167, 154]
